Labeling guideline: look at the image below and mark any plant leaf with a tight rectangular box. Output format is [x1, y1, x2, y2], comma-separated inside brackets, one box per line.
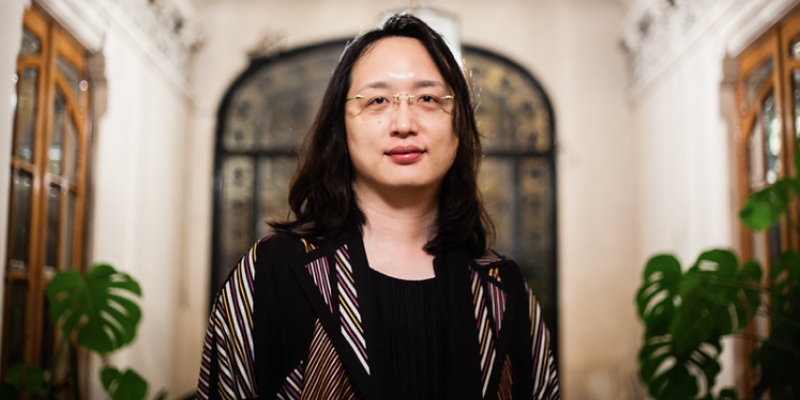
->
[0, 384, 19, 399]
[738, 178, 795, 231]
[101, 366, 148, 400]
[752, 250, 800, 398]
[152, 389, 168, 400]
[5, 363, 45, 396]
[101, 366, 121, 393]
[637, 254, 682, 337]
[718, 388, 738, 399]
[636, 250, 759, 400]
[47, 263, 143, 354]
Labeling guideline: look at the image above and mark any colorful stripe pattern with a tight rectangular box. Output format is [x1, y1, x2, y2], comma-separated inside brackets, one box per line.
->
[305, 256, 333, 313]
[334, 245, 370, 375]
[528, 287, 560, 399]
[471, 268, 497, 396]
[276, 360, 305, 400]
[486, 279, 506, 335]
[302, 320, 361, 399]
[496, 355, 514, 400]
[197, 240, 260, 399]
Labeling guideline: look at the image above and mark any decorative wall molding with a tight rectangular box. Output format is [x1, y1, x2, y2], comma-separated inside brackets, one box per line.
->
[725, 0, 800, 57]
[106, 0, 198, 85]
[37, 0, 106, 52]
[620, 0, 731, 98]
[38, 0, 199, 97]
[621, 0, 800, 99]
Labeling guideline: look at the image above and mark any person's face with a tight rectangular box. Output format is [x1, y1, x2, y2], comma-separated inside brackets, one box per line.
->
[345, 37, 458, 197]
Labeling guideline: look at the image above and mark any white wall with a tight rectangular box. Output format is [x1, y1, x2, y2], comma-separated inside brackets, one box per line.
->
[89, 24, 190, 397]
[0, 0, 192, 397]
[630, 0, 799, 395]
[188, 1, 638, 398]
[0, 0, 27, 356]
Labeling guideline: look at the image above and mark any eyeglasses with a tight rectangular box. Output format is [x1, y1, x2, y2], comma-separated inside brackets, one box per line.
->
[346, 91, 455, 117]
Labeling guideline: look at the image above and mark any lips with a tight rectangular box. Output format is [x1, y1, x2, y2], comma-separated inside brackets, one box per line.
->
[385, 145, 425, 164]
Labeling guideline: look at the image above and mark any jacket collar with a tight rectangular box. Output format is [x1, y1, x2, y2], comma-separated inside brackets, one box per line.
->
[290, 233, 514, 399]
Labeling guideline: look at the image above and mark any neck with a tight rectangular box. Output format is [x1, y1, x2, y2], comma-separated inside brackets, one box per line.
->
[353, 181, 440, 279]
[354, 181, 439, 245]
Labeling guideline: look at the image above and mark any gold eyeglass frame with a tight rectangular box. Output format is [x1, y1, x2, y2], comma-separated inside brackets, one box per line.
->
[345, 93, 455, 113]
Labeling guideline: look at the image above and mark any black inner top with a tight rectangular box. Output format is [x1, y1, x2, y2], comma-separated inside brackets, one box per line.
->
[371, 268, 443, 400]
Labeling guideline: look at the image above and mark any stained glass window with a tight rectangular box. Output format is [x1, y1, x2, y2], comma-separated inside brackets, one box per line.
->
[212, 40, 558, 353]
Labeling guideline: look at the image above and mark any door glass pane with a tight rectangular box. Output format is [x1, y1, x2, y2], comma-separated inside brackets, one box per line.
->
[218, 157, 254, 289]
[61, 192, 76, 271]
[762, 93, 781, 184]
[56, 55, 81, 102]
[15, 68, 38, 162]
[793, 70, 800, 138]
[465, 51, 553, 153]
[6, 280, 29, 366]
[745, 59, 774, 107]
[519, 157, 556, 336]
[10, 169, 33, 272]
[256, 157, 296, 239]
[49, 89, 66, 175]
[20, 28, 41, 56]
[40, 295, 54, 371]
[45, 184, 61, 275]
[791, 35, 800, 59]
[65, 117, 79, 182]
[478, 158, 514, 257]
[748, 120, 765, 188]
[768, 223, 782, 263]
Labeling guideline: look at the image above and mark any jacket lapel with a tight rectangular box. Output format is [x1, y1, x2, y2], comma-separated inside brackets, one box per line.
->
[290, 234, 379, 399]
[290, 235, 515, 400]
[469, 254, 516, 399]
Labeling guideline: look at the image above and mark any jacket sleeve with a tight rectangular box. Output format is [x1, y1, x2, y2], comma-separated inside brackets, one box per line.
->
[525, 283, 560, 400]
[197, 241, 261, 399]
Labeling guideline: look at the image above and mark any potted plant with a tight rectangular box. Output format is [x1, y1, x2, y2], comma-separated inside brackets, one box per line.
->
[636, 144, 800, 399]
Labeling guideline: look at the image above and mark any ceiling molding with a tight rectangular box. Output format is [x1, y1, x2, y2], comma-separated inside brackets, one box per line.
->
[38, 0, 199, 97]
[620, 0, 731, 99]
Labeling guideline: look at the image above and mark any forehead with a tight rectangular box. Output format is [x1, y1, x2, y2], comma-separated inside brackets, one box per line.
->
[350, 37, 445, 88]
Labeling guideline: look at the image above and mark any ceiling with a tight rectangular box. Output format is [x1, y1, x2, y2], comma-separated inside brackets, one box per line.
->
[186, 0, 637, 14]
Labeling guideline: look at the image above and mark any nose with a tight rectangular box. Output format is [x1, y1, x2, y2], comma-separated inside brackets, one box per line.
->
[390, 97, 417, 137]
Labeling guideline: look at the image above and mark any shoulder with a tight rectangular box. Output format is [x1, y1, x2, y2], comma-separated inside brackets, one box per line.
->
[252, 230, 323, 262]
[471, 249, 527, 290]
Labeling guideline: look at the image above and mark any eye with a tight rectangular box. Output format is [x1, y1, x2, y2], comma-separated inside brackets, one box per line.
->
[362, 95, 392, 112]
[417, 94, 440, 104]
[369, 96, 390, 105]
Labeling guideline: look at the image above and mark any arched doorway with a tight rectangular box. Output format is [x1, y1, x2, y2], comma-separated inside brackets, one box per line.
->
[211, 40, 559, 352]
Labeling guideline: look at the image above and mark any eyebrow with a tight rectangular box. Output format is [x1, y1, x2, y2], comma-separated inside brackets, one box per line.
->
[355, 80, 447, 92]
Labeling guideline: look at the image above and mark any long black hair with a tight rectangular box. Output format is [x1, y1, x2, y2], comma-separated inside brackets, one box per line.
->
[271, 13, 494, 257]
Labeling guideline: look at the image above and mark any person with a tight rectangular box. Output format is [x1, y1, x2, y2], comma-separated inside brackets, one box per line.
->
[197, 13, 559, 400]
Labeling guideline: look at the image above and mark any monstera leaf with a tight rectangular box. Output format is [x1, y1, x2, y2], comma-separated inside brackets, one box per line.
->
[752, 250, 800, 399]
[1, 364, 44, 397]
[636, 254, 682, 337]
[100, 366, 148, 400]
[637, 250, 761, 400]
[739, 178, 800, 231]
[47, 264, 142, 354]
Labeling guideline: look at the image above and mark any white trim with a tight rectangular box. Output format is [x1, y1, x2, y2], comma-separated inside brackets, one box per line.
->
[37, 0, 106, 52]
[36, 0, 198, 99]
[621, 0, 733, 100]
[725, 0, 800, 57]
[622, 0, 800, 101]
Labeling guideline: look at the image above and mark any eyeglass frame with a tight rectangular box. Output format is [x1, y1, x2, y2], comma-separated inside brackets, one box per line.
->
[345, 92, 455, 115]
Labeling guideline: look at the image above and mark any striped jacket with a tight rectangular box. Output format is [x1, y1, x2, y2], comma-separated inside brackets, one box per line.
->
[197, 231, 559, 399]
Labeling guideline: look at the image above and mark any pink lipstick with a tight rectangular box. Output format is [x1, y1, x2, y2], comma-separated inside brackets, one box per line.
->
[386, 146, 425, 164]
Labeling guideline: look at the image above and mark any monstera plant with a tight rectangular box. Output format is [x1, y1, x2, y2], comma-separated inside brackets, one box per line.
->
[0, 263, 154, 399]
[636, 143, 800, 399]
